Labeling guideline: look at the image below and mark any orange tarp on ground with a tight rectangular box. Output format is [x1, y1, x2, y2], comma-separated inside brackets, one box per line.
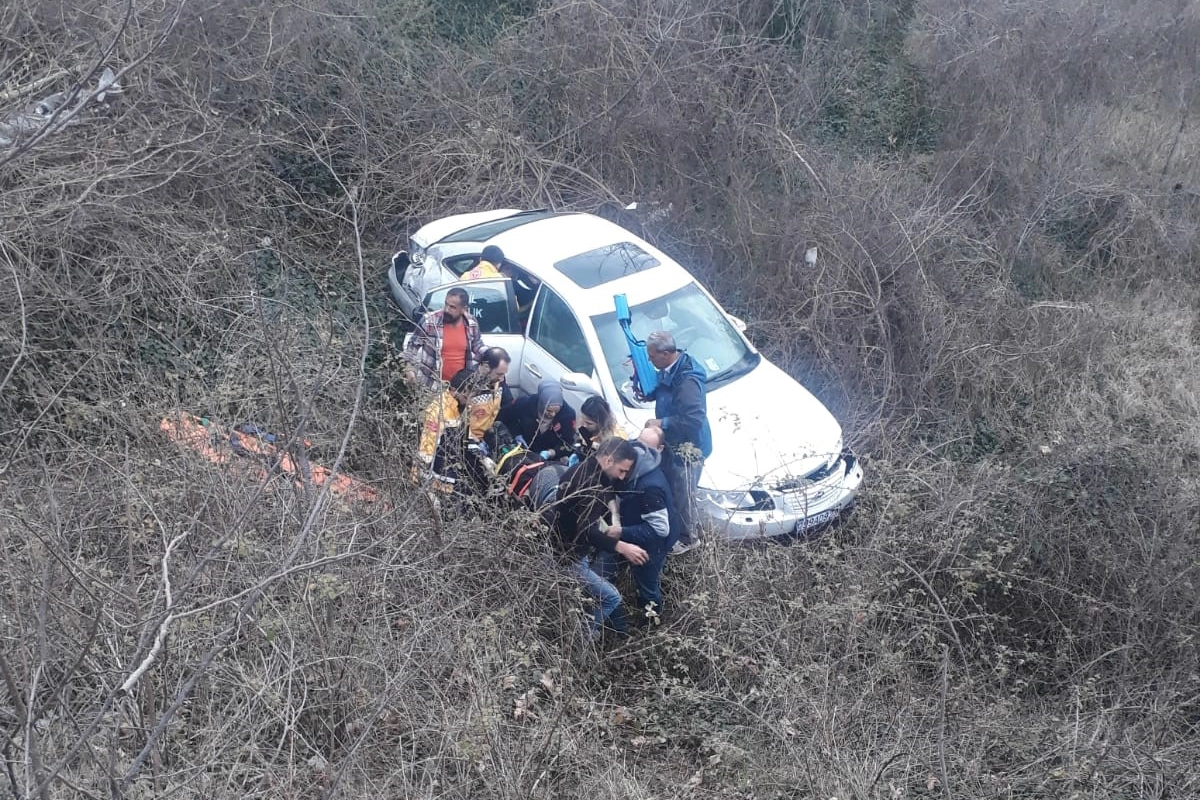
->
[159, 413, 379, 504]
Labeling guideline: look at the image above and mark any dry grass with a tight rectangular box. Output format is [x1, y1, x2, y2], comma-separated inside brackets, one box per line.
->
[1, 0, 1198, 797]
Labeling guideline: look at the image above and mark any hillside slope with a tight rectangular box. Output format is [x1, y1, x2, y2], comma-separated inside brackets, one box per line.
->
[2, 0, 1198, 796]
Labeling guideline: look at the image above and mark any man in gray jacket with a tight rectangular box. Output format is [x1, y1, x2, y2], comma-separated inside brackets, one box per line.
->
[597, 426, 682, 624]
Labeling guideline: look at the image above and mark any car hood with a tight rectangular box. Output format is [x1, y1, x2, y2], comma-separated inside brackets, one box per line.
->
[618, 358, 843, 490]
[411, 209, 522, 248]
[697, 359, 844, 491]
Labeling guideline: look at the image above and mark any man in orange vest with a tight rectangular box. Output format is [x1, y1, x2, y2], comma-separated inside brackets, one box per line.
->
[463, 245, 504, 279]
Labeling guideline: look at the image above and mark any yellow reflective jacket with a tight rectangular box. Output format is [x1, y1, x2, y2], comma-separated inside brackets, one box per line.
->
[463, 260, 501, 280]
[465, 382, 503, 441]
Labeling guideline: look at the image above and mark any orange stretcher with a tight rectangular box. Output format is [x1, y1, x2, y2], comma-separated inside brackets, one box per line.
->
[159, 413, 380, 504]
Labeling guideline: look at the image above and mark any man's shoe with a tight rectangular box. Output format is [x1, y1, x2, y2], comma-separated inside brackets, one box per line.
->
[631, 604, 662, 629]
[670, 540, 698, 555]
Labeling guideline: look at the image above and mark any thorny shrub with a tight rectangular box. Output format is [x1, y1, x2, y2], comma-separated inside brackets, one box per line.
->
[1, 0, 1199, 797]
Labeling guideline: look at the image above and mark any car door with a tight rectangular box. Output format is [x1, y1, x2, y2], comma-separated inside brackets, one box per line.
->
[418, 278, 526, 375]
[521, 285, 601, 411]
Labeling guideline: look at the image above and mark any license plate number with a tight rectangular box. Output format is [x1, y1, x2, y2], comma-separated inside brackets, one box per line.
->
[794, 508, 838, 535]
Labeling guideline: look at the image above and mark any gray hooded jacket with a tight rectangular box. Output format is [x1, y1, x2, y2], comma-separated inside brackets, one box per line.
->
[616, 441, 680, 551]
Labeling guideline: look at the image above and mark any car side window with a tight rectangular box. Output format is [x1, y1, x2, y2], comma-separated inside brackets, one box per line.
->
[423, 281, 517, 334]
[528, 288, 595, 376]
[444, 254, 478, 277]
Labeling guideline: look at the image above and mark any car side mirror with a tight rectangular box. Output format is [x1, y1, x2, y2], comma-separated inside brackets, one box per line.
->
[560, 372, 599, 395]
[409, 295, 434, 330]
[728, 315, 747, 332]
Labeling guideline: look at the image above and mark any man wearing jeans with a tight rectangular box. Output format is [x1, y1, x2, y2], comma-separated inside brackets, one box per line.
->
[643, 330, 713, 553]
[596, 426, 681, 625]
[541, 438, 647, 639]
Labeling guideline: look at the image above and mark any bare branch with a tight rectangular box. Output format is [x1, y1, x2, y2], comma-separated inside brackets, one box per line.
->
[118, 529, 188, 695]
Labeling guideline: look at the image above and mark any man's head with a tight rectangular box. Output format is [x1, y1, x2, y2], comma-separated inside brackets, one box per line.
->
[637, 425, 664, 452]
[443, 287, 470, 323]
[479, 346, 510, 384]
[448, 368, 476, 405]
[481, 244, 504, 266]
[646, 330, 681, 370]
[596, 437, 637, 482]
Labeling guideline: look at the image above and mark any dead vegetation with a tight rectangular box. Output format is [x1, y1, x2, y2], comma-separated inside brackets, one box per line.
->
[1, 0, 1198, 796]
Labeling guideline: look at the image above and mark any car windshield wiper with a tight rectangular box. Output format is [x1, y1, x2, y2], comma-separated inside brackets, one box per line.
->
[707, 352, 760, 385]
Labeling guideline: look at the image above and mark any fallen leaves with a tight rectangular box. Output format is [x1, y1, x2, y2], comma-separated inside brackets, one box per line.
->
[505, 669, 563, 719]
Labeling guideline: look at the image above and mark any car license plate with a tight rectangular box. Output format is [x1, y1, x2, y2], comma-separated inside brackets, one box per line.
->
[794, 508, 838, 536]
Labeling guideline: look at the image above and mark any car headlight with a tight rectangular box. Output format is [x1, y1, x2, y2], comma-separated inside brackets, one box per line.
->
[700, 488, 775, 512]
[410, 246, 426, 266]
[828, 436, 844, 469]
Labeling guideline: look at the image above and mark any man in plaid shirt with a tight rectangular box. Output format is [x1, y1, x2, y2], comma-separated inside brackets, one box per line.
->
[404, 286, 487, 391]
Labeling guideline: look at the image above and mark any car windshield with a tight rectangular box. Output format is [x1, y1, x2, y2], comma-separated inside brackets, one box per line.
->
[591, 283, 759, 404]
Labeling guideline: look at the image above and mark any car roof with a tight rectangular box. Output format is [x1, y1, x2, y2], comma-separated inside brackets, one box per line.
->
[486, 212, 695, 317]
[412, 209, 523, 247]
[434, 209, 561, 245]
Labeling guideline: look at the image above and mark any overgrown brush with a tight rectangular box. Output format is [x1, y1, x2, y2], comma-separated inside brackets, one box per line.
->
[2, 0, 1200, 797]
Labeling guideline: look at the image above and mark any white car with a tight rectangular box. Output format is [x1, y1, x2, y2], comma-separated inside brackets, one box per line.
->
[388, 209, 863, 540]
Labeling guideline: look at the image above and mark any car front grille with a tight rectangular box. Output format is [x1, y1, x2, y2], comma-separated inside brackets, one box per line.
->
[773, 457, 841, 493]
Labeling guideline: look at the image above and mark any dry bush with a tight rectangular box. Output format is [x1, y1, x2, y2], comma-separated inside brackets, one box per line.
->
[916, 0, 1200, 153]
[3, 0, 1200, 797]
[0, 442, 604, 797]
[824, 284, 1200, 794]
[914, 0, 1200, 297]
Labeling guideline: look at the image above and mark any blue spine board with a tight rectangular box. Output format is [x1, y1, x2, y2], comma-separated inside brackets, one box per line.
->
[614, 293, 658, 396]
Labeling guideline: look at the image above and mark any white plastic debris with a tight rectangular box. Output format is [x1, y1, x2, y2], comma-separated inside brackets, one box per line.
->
[96, 66, 124, 103]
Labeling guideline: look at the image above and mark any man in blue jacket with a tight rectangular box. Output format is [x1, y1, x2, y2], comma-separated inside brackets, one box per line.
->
[643, 330, 712, 552]
[599, 426, 682, 624]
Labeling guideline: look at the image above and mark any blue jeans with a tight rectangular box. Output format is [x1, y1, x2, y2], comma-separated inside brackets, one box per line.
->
[595, 548, 668, 619]
[666, 455, 704, 544]
[572, 557, 627, 636]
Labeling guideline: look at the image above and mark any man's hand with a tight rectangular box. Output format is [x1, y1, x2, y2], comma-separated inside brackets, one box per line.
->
[615, 540, 649, 565]
[645, 418, 663, 429]
[606, 524, 622, 539]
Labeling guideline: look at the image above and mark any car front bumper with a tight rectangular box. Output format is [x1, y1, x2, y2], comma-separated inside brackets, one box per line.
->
[699, 454, 864, 541]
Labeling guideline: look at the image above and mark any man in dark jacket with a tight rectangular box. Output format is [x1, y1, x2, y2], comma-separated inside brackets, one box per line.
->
[541, 438, 647, 638]
[598, 426, 682, 624]
[643, 330, 712, 552]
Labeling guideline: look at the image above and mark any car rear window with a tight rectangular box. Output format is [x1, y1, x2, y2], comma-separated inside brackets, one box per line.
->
[437, 210, 559, 244]
[554, 242, 660, 289]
